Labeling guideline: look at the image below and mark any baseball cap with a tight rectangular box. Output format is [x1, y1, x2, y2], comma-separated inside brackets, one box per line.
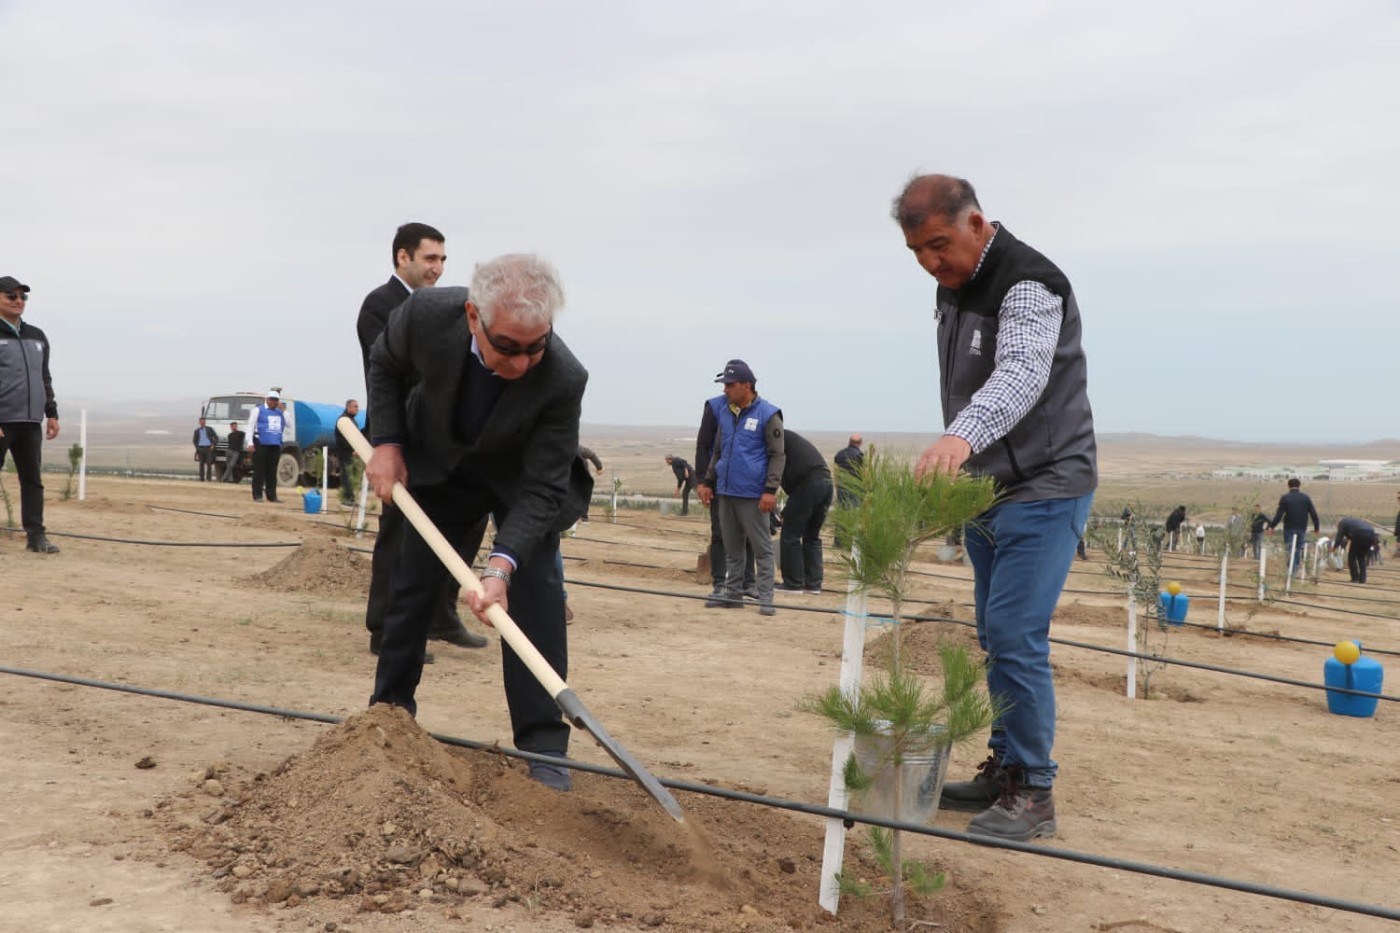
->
[714, 359, 756, 384]
[0, 276, 30, 293]
[266, 390, 281, 400]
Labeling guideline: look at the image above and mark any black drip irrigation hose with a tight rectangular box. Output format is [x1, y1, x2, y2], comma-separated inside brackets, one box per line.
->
[1, 664, 1396, 924]
[560, 577, 1399, 702]
[907, 593, 1400, 660]
[2, 527, 301, 549]
[147, 505, 240, 521]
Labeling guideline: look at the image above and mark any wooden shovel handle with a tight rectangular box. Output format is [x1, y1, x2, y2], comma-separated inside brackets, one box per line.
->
[336, 418, 567, 697]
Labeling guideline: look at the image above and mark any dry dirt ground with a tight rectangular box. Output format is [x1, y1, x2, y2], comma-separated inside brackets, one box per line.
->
[3, 470, 1399, 932]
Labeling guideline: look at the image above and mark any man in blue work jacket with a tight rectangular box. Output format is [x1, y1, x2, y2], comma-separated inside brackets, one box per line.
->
[696, 360, 785, 617]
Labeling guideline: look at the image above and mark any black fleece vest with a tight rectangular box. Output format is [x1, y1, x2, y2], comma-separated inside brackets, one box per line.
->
[936, 225, 1097, 502]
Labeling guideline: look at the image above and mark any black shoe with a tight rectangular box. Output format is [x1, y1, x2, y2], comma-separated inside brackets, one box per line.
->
[966, 780, 1056, 842]
[267, 497, 280, 503]
[775, 583, 806, 593]
[430, 620, 488, 649]
[940, 754, 1007, 812]
[526, 753, 572, 792]
[252, 497, 264, 503]
[704, 594, 742, 609]
[759, 605, 776, 617]
[26, 535, 60, 554]
[369, 634, 433, 663]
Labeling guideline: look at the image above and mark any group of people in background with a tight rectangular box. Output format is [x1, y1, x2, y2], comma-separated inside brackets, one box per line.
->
[191, 417, 246, 483]
[1149, 478, 1389, 585]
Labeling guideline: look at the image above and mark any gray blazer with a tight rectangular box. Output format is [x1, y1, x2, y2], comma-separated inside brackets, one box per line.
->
[367, 286, 592, 557]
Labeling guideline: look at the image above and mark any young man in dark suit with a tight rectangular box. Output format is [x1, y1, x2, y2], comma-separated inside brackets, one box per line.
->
[366, 253, 592, 791]
[356, 223, 485, 657]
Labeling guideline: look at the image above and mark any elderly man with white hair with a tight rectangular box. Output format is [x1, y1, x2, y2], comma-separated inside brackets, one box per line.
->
[365, 254, 592, 791]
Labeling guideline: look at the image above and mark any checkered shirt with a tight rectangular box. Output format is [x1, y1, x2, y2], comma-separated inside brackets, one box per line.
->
[945, 226, 1063, 455]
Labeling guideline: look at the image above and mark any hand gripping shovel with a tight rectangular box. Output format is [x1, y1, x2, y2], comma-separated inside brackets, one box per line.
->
[338, 418, 684, 822]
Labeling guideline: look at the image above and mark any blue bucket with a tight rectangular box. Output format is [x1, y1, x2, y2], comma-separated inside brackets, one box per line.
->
[302, 489, 322, 514]
[1325, 642, 1384, 718]
[1158, 591, 1189, 626]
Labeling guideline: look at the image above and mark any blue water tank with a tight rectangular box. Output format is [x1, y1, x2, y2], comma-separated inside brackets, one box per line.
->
[1324, 643, 1384, 718]
[1157, 591, 1189, 626]
[302, 489, 323, 514]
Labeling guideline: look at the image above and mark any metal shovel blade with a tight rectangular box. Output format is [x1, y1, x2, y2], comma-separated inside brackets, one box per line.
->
[554, 688, 685, 821]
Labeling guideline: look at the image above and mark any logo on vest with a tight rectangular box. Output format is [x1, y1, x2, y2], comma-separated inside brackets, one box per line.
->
[743, 416, 759, 432]
[969, 329, 983, 356]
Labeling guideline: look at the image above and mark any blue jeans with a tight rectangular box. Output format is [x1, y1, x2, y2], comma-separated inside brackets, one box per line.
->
[1283, 529, 1306, 573]
[965, 492, 1093, 788]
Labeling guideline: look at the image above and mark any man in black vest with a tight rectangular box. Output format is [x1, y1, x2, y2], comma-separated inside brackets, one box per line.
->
[893, 175, 1097, 842]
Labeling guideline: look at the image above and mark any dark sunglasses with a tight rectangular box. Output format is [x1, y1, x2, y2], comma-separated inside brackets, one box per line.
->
[2, 292, 27, 301]
[480, 318, 552, 357]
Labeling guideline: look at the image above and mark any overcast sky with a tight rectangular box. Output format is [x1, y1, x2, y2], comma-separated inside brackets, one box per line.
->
[3, 1, 1397, 443]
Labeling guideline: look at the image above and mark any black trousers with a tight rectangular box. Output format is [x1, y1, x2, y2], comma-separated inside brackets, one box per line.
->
[0, 421, 47, 537]
[365, 501, 470, 636]
[779, 474, 831, 589]
[197, 446, 216, 480]
[678, 478, 694, 515]
[251, 444, 281, 501]
[1347, 533, 1378, 583]
[708, 498, 754, 592]
[371, 481, 569, 754]
[332, 451, 355, 500]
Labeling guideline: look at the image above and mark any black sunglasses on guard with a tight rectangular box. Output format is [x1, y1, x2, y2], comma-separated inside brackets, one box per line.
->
[2, 292, 27, 301]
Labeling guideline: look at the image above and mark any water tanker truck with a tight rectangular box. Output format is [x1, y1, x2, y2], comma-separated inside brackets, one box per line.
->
[201, 391, 367, 487]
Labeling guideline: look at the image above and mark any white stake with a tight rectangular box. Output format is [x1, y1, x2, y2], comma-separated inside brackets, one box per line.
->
[355, 470, 370, 535]
[1286, 538, 1297, 594]
[320, 445, 329, 513]
[1258, 542, 1267, 603]
[819, 546, 868, 915]
[1126, 588, 1138, 700]
[78, 408, 88, 501]
[1217, 552, 1228, 633]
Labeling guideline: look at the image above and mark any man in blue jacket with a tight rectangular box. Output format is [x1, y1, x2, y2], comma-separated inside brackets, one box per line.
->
[250, 391, 286, 503]
[697, 360, 785, 617]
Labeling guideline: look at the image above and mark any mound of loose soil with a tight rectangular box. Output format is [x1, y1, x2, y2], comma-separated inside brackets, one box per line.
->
[252, 537, 369, 596]
[864, 616, 981, 676]
[159, 705, 1002, 931]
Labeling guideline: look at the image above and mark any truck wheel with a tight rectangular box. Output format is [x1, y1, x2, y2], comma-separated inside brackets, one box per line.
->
[277, 452, 301, 488]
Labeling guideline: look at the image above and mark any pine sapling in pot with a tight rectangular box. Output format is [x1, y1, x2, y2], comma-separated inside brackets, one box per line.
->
[807, 449, 1000, 925]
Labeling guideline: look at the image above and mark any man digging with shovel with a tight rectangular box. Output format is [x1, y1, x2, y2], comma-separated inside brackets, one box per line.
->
[364, 253, 592, 791]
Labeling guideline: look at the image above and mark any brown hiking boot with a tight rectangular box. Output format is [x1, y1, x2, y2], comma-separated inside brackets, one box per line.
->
[966, 770, 1056, 842]
[939, 754, 1006, 812]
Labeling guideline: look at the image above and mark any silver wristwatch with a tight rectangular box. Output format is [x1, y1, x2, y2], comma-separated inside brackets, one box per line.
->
[480, 566, 512, 588]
